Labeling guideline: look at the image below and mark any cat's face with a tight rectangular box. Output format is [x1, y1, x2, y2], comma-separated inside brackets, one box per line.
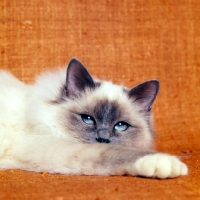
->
[58, 58, 159, 150]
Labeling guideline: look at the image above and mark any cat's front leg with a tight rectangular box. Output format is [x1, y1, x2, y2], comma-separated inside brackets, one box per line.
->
[1, 135, 187, 179]
[130, 153, 188, 179]
[97, 148, 188, 179]
[87, 144, 188, 178]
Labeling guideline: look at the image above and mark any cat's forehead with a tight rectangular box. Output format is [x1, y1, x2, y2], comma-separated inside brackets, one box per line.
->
[92, 81, 127, 101]
[93, 99, 121, 124]
[83, 81, 140, 114]
[65, 80, 141, 118]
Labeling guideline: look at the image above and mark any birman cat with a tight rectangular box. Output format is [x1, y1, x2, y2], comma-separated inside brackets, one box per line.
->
[0, 58, 188, 178]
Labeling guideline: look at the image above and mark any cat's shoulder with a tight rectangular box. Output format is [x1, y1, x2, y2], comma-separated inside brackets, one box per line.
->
[0, 70, 25, 89]
[30, 67, 67, 101]
[34, 67, 66, 86]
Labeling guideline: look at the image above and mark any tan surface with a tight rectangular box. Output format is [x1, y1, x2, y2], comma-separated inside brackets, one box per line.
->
[0, 0, 200, 199]
[0, 152, 199, 200]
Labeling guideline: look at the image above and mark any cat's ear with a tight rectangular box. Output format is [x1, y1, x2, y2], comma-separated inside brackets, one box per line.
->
[128, 80, 159, 111]
[65, 58, 95, 97]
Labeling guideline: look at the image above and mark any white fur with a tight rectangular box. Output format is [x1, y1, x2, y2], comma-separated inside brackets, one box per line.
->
[133, 154, 188, 178]
[0, 68, 188, 178]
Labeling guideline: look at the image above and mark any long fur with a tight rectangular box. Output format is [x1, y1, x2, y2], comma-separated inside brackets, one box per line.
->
[0, 59, 188, 178]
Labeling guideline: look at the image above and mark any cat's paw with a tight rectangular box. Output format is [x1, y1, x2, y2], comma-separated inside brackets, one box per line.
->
[133, 153, 188, 179]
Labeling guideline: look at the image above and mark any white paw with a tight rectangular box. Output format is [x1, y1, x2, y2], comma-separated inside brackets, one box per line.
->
[133, 153, 188, 179]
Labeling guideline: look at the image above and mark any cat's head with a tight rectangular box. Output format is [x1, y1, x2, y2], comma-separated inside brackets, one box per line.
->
[59, 58, 159, 150]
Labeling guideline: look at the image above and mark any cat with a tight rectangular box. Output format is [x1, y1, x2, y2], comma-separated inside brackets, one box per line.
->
[0, 58, 188, 178]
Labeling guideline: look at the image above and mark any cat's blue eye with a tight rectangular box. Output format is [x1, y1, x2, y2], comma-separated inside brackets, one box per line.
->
[114, 122, 129, 131]
[81, 114, 95, 125]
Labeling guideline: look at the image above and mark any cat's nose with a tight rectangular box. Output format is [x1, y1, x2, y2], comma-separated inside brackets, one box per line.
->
[96, 137, 110, 143]
[96, 129, 111, 143]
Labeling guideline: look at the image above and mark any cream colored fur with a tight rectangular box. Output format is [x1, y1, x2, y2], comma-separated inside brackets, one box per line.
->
[0, 68, 188, 178]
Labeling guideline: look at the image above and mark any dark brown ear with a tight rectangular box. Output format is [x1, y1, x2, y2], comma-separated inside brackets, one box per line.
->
[128, 80, 159, 111]
[65, 58, 95, 97]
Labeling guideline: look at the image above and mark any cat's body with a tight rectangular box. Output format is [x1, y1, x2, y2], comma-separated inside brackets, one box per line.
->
[0, 59, 187, 178]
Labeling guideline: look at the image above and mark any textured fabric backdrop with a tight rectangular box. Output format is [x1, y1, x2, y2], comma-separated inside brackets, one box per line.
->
[1, 0, 199, 152]
[0, 0, 200, 199]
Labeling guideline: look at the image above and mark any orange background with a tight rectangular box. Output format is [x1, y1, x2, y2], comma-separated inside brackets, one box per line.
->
[0, 0, 200, 199]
